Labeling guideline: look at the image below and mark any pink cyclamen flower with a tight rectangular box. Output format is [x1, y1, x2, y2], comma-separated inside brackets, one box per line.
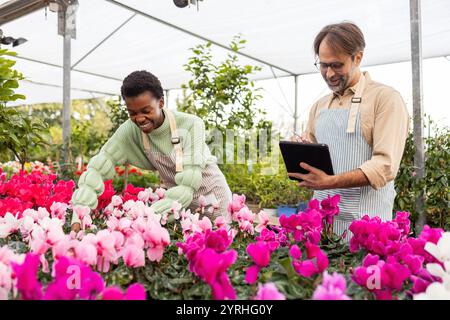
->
[0, 212, 21, 238]
[170, 201, 182, 220]
[254, 282, 285, 300]
[110, 195, 123, 207]
[73, 205, 92, 230]
[214, 216, 227, 229]
[313, 271, 351, 300]
[155, 188, 165, 199]
[122, 244, 145, 268]
[198, 195, 207, 208]
[255, 211, 270, 233]
[198, 216, 213, 232]
[74, 240, 97, 266]
[227, 194, 246, 215]
[142, 221, 170, 262]
[50, 202, 68, 220]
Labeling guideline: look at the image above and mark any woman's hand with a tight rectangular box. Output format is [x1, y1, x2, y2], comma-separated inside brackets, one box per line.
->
[71, 222, 81, 233]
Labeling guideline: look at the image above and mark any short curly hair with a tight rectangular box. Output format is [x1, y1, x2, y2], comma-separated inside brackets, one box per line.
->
[121, 70, 164, 99]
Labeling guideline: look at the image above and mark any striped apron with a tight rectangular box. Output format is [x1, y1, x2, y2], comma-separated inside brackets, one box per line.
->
[141, 109, 232, 219]
[313, 77, 395, 237]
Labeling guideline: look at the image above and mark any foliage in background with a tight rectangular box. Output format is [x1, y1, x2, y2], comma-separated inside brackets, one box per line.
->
[394, 118, 449, 233]
[111, 165, 160, 193]
[0, 49, 48, 170]
[13, 100, 112, 167]
[177, 36, 270, 134]
[223, 154, 313, 208]
[106, 96, 129, 137]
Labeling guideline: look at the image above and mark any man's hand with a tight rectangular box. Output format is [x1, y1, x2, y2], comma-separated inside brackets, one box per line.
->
[71, 222, 81, 233]
[290, 132, 311, 144]
[288, 162, 336, 190]
[288, 163, 371, 190]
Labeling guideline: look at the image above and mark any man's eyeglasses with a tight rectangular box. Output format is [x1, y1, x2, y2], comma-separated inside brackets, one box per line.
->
[314, 59, 345, 72]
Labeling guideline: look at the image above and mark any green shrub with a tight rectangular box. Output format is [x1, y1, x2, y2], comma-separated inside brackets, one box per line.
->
[394, 119, 449, 232]
[0, 49, 48, 170]
[222, 155, 312, 209]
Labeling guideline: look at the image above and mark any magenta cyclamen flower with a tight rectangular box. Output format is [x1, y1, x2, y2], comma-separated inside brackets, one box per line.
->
[245, 241, 271, 284]
[349, 214, 404, 256]
[313, 271, 350, 300]
[410, 268, 439, 294]
[291, 242, 329, 278]
[44, 256, 105, 300]
[319, 195, 340, 225]
[254, 282, 285, 300]
[101, 283, 146, 300]
[279, 206, 323, 244]
[204, 229, 233, 252]
[351, 253, 411, 300]
[177, 229, 237, 300]
[11, 253, 42, 300]
[255, 228, 281, 251]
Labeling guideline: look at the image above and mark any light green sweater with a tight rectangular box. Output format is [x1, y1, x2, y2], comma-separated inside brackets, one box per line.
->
[71, 110, 217, 224]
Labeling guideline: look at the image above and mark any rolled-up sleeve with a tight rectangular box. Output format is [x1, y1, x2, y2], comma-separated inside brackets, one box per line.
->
[359, 90, 410, 190]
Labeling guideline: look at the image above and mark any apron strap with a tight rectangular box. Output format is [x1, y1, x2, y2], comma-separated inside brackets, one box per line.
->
[142, 131, 151, 153]
[346, 73, 366, 133]
[140, 109, 184, 173]
[165, 108, 184, 172]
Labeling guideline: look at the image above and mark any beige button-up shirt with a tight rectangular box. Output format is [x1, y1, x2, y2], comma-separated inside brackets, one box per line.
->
[304, 71, 410, 190]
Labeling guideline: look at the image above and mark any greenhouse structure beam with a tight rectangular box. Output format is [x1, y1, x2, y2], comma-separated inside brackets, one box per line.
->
[71, 12, 137, 69]
[410, 0, 426, 233]
[105, 0, 298, 77]
[61, 1, 78, 173]
[15, 55, 124, 82]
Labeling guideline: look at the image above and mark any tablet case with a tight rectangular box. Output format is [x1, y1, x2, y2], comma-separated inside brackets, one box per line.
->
[279, 141, 334, 181]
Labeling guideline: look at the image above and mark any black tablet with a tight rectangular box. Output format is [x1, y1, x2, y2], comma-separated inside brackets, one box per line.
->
[279, 141, 334, 181]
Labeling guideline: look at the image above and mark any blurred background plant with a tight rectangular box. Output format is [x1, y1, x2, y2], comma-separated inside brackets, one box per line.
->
[394, 116, 449, 233]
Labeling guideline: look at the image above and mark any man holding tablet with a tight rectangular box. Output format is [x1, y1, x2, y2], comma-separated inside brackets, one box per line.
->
[289, 22, 409, 236]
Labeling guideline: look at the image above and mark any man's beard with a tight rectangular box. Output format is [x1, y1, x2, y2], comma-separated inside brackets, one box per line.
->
[325, 75, 349, 94]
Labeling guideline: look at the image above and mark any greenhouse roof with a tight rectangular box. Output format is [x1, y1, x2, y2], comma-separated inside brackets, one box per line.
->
[1, 0, 450, 104]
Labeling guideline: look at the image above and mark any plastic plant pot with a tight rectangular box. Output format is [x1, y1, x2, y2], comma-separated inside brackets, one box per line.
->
[277, 205, 297, 217]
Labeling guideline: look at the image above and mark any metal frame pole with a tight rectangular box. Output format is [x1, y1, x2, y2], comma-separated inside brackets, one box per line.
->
[293, 75, 299, 133]
[60, 1, 77, 173]
[410, 0, 426, 233]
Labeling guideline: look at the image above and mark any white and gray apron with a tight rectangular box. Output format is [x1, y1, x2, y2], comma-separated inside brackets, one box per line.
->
[313, 75, 395, 237]
[141, 108, 231, 219]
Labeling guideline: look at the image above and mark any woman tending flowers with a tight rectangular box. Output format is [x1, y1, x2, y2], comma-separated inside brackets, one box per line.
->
[70, 70, 232, 233]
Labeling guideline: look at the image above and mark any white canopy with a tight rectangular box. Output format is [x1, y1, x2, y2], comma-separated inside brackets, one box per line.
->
[1, 0, 450, 105]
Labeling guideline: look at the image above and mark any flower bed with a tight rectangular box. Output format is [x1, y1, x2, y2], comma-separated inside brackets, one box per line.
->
[0, 169, 448, 300]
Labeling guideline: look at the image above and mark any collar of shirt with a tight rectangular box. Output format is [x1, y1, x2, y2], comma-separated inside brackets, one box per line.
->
[149, 112, 170, 137]
[332, 71, 371, 100]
